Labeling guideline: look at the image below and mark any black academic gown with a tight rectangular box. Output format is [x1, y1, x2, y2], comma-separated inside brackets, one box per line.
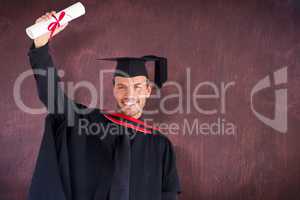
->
[27, 43, 181, 200]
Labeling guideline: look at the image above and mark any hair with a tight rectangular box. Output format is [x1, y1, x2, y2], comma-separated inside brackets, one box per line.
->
[112, 77, 150, 87]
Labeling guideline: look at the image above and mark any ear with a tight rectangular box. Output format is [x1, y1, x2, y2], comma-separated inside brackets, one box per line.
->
[145, 83, 152, 98]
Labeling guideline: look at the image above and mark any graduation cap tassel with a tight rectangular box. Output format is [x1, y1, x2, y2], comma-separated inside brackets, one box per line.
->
[155, 57, 167, 88]
[141, 55, 168, 88]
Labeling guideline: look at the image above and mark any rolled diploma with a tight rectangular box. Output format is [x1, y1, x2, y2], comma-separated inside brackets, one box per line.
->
[26, 2, 85, 39]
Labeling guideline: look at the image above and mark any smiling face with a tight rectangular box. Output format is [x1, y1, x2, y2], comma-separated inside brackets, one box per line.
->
[113, 76, 152, 119]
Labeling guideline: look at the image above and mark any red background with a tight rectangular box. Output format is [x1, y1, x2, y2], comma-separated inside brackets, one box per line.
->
[0, 0, 300, 199]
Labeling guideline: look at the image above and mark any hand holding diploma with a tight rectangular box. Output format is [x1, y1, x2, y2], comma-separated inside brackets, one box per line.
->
[26, 2, 86, 48]
[33, 11, 68, 48]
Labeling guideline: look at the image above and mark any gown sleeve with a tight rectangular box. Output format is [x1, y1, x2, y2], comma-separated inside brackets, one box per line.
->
[27, 113, 68, 200]
[27, 42, 84, 124]
[162, 137, 182, 200]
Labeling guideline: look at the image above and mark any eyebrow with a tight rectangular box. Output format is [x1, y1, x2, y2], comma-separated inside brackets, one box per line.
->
[116, 83, 127, 87]
[134, 83, 143, 86]
[115, 82, 146, 87]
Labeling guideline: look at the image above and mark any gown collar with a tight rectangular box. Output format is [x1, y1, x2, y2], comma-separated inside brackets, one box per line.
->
[103, 112, 158, 134]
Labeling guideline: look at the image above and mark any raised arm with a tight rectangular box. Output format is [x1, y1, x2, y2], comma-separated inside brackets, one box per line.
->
[27, 11, 75, 116]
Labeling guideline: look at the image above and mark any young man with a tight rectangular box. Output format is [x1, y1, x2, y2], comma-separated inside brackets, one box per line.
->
[27, 11, 181, 200]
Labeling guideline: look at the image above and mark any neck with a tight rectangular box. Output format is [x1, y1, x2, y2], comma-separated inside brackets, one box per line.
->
[120, 111, 142, 119]
[132, 112, 142, 119]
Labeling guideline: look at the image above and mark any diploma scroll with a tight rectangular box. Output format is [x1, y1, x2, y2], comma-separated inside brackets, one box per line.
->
[26, 2, 85, 39]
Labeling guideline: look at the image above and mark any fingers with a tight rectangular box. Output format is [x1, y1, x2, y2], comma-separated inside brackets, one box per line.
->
[35, 11, 56, 24]
[52, 22, 68, 36]
[44, 11, 56, 20]
[52, 21, 68, 36]
[33, 10, 67, 38]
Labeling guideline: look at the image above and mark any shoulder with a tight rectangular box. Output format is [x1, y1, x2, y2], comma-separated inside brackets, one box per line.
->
[152, 131, 175, 150]
[45, 112, 66, 127]
[44, 104, 108, 127]
[74, 105, 110, 125]
[152, 128, 171, 141]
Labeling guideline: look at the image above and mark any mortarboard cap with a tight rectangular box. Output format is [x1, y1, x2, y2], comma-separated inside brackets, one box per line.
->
[97, 55, 168, 88]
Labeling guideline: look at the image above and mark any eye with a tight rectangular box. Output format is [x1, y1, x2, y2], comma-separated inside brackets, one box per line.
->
[134, 85, 143, 89]
[116, 85, 126, 90]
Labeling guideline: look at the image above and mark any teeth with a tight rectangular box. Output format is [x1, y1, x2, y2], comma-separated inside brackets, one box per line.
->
[124, 100, 136, 106]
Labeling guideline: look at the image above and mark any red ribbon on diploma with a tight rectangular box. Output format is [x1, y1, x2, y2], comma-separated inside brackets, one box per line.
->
[47, 11, 65, 39]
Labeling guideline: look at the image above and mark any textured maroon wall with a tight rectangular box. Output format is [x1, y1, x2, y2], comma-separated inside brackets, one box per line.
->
[1, 0, 300, 199]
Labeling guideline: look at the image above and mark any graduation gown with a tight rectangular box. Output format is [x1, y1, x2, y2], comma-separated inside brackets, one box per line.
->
[27, 43, 181, 200]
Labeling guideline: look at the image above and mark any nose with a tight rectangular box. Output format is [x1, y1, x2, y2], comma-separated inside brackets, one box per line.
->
[123, 86, 139, 103]
[125, 86, 135, 98]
